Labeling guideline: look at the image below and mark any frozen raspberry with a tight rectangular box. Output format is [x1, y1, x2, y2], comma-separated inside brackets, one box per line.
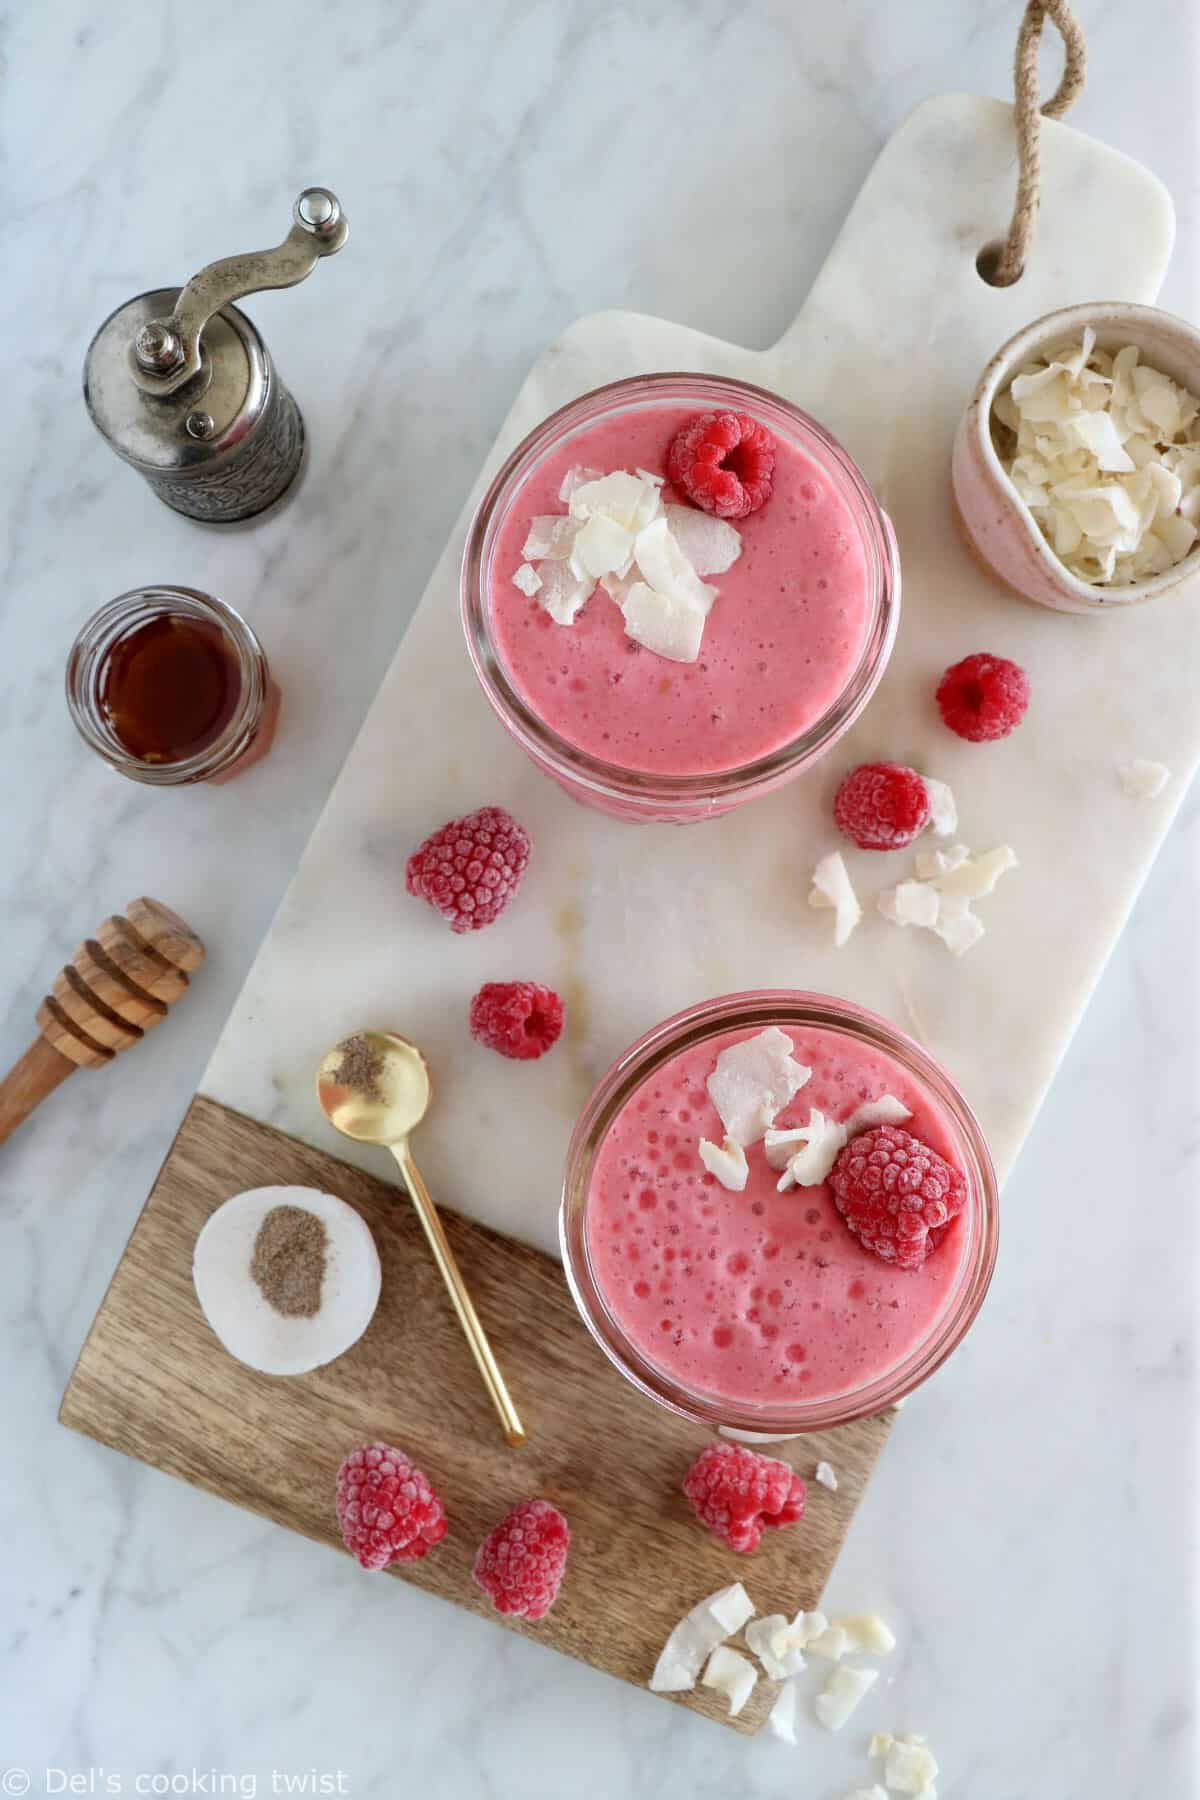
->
[936, 652, 1030, 742]
[472, 1498, 570, 1620]
[666, 411, 776, 520]
[469, 981, 563, 1060]
[829, 1124, 966, 1271]
[833, 762, 931, 851]
[682, 1442, 806, 1554]
[405, 805, 530, 933]
[335, 1442, 447, 1572]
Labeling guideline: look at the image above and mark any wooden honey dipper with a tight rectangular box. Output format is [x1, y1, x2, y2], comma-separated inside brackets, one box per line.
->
[0, 897, 204, 1145]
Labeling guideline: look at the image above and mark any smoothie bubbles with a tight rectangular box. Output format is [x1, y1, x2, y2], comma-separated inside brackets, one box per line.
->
[560, 993, 998, 1434]
[461, 375, 899, 822]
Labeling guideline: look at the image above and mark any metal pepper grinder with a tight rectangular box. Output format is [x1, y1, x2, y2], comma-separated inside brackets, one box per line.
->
[83, 189, 348, 523]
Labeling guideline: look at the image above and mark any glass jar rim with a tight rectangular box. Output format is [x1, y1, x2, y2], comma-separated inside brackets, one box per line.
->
[65, 584, 269, 786]
[461, 373, 900, 817]
[559, 989, 999, 1435]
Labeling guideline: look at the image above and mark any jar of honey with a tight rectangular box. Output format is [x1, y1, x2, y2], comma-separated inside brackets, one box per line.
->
[66, 586, 280, 784]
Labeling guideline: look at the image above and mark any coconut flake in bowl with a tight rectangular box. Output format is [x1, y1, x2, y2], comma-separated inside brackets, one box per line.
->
[993, 328, 1200, 585]
[953, 302, 1200, 613]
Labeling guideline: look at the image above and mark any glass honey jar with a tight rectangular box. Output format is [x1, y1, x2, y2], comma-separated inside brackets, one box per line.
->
[66, 586, 280, 785]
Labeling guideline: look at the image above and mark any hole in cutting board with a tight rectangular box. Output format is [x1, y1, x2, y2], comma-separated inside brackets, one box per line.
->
[975, 239, 1023, 287]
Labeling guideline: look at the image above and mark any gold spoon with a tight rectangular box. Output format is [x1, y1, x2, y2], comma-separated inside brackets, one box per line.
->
[317, 1029, 525, 1447]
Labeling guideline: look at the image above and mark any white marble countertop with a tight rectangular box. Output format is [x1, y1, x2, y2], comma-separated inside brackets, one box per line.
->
[1, 4, 1195, 1797]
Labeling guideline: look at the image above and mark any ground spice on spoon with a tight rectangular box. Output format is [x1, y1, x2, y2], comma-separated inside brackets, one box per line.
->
[250, 1205, 328, 1318]
[332, 1033, 386, 1102]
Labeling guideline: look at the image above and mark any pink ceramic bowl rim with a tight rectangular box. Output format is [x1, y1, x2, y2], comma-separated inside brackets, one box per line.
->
[461, 373, 900, 817]
[559, 989, 1000, 1436]
[964, 300, 1200, 610]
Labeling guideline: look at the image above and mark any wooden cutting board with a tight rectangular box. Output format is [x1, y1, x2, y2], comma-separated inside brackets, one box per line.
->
[60, 1096, 894, 1735]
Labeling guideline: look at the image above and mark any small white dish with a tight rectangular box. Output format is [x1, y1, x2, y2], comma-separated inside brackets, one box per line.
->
[953, 301, 1200, 614]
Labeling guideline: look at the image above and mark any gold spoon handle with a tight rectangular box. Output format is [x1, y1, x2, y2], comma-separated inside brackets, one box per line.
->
[390, 1143, 525, 1447]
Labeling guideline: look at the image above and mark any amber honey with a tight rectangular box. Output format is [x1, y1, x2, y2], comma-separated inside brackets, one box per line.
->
[67, 586, 277, 785]
[100, 613, 242, 764]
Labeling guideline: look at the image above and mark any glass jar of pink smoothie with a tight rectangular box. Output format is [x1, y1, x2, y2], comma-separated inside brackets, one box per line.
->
[560, 992, 997, 1434]
[462, 375, 899, 822]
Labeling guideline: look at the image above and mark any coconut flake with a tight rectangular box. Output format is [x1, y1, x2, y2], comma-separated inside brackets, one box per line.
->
[845, 1094, 911, 1134]
[807, 1624, 853, 1661]
[1061, 409, 1136, 471]
[930, 845, 1018, 899]
[787, 1609, 829, 1648]
[814, 1460, 839, 1491]
[913, 843, 970, 880]
[745, 1615, 807, 1681]
[880, 845, 1012, 956]
[557, 464, 601, 503]
[598, 569, 634, 604]
[619, 582, 708, 663]
[774, 1109, 848, 1191]
[808, 851, 862, 947]
[1119, 758, 1171, 799]
[511, 562, 542, 596]
[932, 892, 986, 957]
[663, 504, 743, 575]
[523, 514, 580, 561]
[535, 558, 594, 625]
[845, 1789, 889, 1800]
[707, 1583, 756, 1635]
[766, 1680, 799, 1744]
[771, 1094, 907, 1192]
[833, 1614, 896, 1656]
[701, 1645, 757, 1718]
[707, 1029, 811, 1148]
[698, 1135, 749, 1193]
[921, 777, 958, 837]
[648, 1584, 755, 1693]
[873, 1733, 941, 1794]
[570, 469, 655, 531]
[878, 881, 940, 929]
[572, 512, 636, 581]
[813, 1664, 879, 1732]
[633, 516, 717, 610]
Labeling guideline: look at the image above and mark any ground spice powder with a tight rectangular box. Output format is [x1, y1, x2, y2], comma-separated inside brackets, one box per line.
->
[250, 1204, 328, 1318]
[333, 1033, 386, 1102]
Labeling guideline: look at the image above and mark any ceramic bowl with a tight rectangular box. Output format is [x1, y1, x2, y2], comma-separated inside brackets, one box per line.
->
[952, 301, 1200, 614]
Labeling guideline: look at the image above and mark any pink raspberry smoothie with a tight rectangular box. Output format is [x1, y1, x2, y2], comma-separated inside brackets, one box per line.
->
[487, 402, 873, 777]
[584, 1023, 971, 1409]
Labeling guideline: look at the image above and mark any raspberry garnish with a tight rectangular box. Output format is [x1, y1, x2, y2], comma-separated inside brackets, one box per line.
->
[829, 1124, 967, 1270]
[682, 1442, 806, 1554]
[666, 411, 776, 520]
[833, 762, 931, 851]
[335, 1442, 448, 1572]
[469, 981, 563, 1060]
[936, 652, 1030, 742]
[472, 1498, 570, 1620]
[405, 805, 530, 933]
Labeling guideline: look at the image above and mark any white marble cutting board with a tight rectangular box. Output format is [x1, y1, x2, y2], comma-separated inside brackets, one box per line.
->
[203, 94, 1191, 1256]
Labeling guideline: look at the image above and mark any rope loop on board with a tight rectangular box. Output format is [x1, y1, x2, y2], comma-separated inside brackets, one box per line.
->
[987, 0, 1088, 286]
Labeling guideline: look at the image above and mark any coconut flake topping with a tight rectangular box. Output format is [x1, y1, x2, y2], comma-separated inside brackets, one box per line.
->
[514, 465, 741, 662]
[706, 1028, 811, 1148]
